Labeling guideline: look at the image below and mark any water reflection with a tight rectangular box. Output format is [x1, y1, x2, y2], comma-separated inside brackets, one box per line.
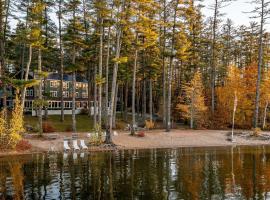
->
[1, 146, 270, 199]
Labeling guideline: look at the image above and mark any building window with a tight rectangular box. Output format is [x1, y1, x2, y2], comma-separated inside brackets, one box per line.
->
[82, 83, 88, 89]
[63, 82, 69, 89]
[64, 102, 70, 108]
[76, 92, 80, 98]
[76, 83, 81, 89]
[63, 91, 69, 98]
[26, 89, 33, 97]
[82, 92, 88, 98]
[50, 81, 59, 87]
[50, 91, 58, 97]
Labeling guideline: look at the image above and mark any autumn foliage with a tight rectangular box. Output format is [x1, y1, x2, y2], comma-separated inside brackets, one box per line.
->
[177, 72, 207, 129]
[215, 64, 270, 129]
[0, 95, 24, 150]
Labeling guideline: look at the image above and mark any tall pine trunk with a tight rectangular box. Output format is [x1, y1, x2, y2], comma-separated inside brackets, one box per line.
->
[21, 45, 32, 107]
[166, 0, 177, 132]
[149, 79, 153, 123]
[94, 65, 97, 128]
[131, 47, 138, 135]
[98, 18, 104, 126]
[143, 78, 146, 120]
[263, 101, 268, 129]
[211, 0, 218, 115]
[253, 0, 264, 128]
[124, 83, 128, 121]
[72, 47, 76, 132]
[107, 22, 122, 144]
[37, 48, 43, 135]
[112, 83, 118, 128]
[105, 26, 111, 130]
[58, 0, 64, 122]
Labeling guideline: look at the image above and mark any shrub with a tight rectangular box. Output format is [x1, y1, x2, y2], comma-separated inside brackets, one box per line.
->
[80, 108, 89, 115]
[42, 122, 55, 133]
[15, 140, 32, 151]
[145, 120, 155, 129]
[65, 125, 73, 132]
[252, 127, 261, 137]
[137, 131, 145, 137]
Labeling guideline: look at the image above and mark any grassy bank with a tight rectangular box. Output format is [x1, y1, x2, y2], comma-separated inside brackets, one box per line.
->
[24, 115, 94, 132]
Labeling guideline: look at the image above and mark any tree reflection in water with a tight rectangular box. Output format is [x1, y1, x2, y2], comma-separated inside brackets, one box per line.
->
[1, 146, 270, 199]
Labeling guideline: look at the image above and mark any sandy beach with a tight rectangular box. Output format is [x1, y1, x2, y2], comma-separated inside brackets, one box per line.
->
[0, 129, 265, 155]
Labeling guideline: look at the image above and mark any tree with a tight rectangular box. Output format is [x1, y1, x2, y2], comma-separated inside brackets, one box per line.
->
[63, 0, 86, 132]
[250, 0, 270, 128]
[177, 71, 207, 129]
[260, 70, 270, 129]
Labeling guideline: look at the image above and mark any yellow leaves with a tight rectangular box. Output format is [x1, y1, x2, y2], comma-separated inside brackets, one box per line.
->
[0, 95, 23, 149]
[145, 120, 155, 129]
[95, 75, 106, 85]
[177, 71, 207, 128]
[112, 56, 128, 64]
[216, 65, 258, 128]
[261, 70, 270, 104]
[9, 95, 23, 148]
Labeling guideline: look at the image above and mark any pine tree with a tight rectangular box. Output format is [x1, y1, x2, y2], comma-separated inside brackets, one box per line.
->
[177, 71, 207, 129]
[63, 0, 86, 132]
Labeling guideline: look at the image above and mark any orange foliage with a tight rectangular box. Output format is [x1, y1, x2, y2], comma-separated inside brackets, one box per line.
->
[216, 65, 257, 128]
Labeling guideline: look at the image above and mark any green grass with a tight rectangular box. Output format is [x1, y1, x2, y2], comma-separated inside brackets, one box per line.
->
[24, 115, 94, 132]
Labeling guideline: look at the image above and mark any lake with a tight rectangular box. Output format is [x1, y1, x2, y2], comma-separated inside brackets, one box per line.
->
[1, 146, 270, 199]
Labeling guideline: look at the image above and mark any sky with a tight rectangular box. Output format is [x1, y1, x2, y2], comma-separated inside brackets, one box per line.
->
[201, 0, 262, 28]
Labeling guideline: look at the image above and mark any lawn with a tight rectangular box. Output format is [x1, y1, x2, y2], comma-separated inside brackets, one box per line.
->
[24, 115, 94, 132]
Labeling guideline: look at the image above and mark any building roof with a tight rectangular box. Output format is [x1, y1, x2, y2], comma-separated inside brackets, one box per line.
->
[47, 73, 88, 83]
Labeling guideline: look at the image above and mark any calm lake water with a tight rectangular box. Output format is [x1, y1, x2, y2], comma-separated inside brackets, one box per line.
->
[1, 146, 270, 199]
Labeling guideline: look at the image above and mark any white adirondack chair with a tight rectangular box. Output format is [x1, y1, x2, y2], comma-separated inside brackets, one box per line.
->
[73, 140, 80, 151]
[80, 140, 88, 150]
[73, 153, 77, 160]
[63, 153, 68, 160]
[63, 140, 71, 151]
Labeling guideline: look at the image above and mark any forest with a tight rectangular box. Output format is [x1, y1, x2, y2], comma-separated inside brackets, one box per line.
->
[0, 0, 270, 144]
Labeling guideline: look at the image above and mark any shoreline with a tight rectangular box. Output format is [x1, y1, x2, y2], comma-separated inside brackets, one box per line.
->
[1, 129, 270, 157]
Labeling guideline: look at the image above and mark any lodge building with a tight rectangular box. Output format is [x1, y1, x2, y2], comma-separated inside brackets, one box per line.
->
[1, 72, 96, 116]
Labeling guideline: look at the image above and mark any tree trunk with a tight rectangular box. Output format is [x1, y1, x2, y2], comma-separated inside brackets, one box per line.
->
[253, 0, 264, 128]
[105, 25, 111, 130]
[190, 93, 195, 129]
[162, 0, 167, 128]
[149, 79, 153, 123]
[166, 1, 177, 132]
[112, 83, 118, 129]
[166, 57, 172, 132]
[0, 0, 10, 114]
[38, 48, 43, 135]
[21, 45, 32, 107]
[88, 67, 92, 117]
[72, 45, 76, 132]
[211, 0, 218, 115]
[98, 17, 104, 127]
[0, 0, 4, 110]
[263, 101, 268, 129]
[94, 64, 97, 129]
[143, 77, 146, 120]
[107, 22, 122, 144]
[124, 83, 128, 121]
[58, 0, 64, 122]
[131, 42, 138, 135]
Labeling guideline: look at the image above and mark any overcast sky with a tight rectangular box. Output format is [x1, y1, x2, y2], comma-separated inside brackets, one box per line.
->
[201, 0, 262, 28]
